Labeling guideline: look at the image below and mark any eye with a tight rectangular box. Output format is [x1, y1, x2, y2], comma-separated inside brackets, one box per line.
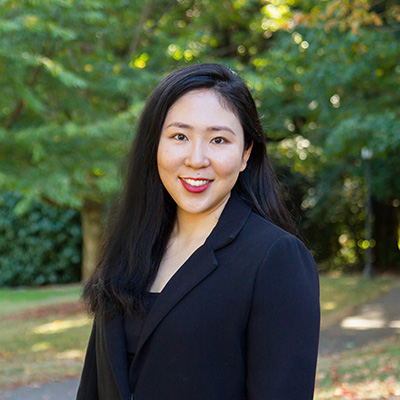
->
[211, 137, 226, 144]
[173, 133, 188, 141]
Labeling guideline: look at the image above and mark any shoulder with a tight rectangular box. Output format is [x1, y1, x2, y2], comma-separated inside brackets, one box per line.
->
[245, 211, 291, 241]
[238, 210, 317, 277]
[216, 192, 315, 272]
[239, 210, 300, 254]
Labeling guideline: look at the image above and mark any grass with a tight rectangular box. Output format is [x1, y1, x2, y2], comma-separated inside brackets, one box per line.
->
[0, 283, 91, 389]
[315, 336, 400, 399]
[0, 313, 92, 388]
[1, 275, 400, 392]
[316, 274, 400, 399]
[0, 284, 82, 318]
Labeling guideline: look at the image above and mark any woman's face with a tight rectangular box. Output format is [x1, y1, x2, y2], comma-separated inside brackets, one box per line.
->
[157, 89, 252, 219]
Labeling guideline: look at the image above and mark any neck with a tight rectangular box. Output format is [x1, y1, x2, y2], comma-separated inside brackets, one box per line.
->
[173, 195, 230, 244]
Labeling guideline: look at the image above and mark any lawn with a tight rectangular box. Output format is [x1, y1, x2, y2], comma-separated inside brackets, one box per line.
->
[0, 284, 82, 318]
[315, 336, 400, 399]
[316, 274, 400, 399]
[0, 284, 91, 389]
[1, 275, 400, 395]
[0, 313, 92, 388]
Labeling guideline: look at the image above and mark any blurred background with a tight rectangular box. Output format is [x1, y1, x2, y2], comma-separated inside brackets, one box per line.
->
[0, 0, 399, 399]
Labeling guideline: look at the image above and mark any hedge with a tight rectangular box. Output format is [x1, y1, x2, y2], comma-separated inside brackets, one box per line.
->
[0, 192, 82, 286]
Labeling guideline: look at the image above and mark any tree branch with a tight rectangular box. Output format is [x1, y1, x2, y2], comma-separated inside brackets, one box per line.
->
[126, 0, 154, 60]
[5, 62, 45, 130]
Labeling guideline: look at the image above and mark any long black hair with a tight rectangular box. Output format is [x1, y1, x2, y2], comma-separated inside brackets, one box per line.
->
[83, 63, 294, 318]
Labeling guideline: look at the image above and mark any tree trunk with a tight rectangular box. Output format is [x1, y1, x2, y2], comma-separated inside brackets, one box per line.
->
[81, 201, 104, 281]
[372, 199, 400, 272]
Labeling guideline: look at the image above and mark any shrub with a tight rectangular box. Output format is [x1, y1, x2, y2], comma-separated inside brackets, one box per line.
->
[0, 192, 82, 286]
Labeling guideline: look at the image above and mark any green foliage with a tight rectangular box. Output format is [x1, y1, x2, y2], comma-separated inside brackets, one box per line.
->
[0, 0, 399, 273]
[253, 8, 400, 268]
[0, 192, 82, 286]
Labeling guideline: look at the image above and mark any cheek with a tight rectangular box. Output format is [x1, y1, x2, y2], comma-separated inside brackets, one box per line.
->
[157, 143, 172, 169]
[157, 144, 182, 176]
[212, 150, 246, 177]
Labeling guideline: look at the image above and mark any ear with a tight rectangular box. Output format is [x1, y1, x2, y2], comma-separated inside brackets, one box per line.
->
[240, 141, 253, 172]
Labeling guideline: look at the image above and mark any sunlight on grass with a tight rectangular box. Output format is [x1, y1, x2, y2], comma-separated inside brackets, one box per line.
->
[56, 349, 85, 360]
[31, 342, 51, 352]
[33, 316, 90, 334]
[0, 312, 91, 388]
[322, 301, 337, 311]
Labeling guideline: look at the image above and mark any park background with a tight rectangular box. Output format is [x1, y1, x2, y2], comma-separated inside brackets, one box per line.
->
[0, 0, 400, 398]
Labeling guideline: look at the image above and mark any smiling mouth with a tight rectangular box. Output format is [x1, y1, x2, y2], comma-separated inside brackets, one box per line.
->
[179, 177, 213, 193]
[180, 178, 212, 187]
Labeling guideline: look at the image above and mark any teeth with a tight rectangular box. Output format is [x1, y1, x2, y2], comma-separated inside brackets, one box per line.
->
[182, 178, 210, 187]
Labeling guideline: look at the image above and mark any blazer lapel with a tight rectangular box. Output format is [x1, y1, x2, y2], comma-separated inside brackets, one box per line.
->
[135, 240, 218, 358]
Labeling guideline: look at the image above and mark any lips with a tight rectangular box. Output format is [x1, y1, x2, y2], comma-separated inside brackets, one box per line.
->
[179, 177, 213, 193]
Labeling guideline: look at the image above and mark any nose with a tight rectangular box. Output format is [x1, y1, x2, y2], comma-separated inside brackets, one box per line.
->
[184, 140, 210, 169]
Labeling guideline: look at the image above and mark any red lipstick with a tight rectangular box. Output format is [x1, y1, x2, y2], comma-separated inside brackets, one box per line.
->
[179, 178, 212, 193]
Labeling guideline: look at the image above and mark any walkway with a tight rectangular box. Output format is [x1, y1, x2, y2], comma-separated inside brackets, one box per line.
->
[0, 378, 79, 400]
[318, 287, 400, 355]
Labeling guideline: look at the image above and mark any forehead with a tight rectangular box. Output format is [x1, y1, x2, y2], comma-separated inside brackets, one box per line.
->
[164, 89, 242, 129]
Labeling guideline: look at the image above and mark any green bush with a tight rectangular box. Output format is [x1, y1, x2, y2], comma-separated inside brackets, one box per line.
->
[0, 192, 82, 286]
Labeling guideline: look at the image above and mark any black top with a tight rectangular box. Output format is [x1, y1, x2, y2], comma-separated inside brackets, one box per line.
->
[124, 292, 159, 385]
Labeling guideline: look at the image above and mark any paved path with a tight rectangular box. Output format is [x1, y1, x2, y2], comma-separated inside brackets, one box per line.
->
[0, 378, 79, 400]
[319, 287, 400, 355]
[1, 288, 400, 399]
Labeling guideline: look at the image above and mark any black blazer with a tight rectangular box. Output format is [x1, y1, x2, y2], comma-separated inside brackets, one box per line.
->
[77, 192, 320, 400]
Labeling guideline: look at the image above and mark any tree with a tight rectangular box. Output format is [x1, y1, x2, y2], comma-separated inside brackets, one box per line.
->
[0, 0, 295, 279]
[2, 0, 398, 279]
[250, 0, 400, 269]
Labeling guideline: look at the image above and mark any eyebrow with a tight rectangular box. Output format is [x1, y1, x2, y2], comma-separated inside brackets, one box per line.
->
[166, 122, 237, 136]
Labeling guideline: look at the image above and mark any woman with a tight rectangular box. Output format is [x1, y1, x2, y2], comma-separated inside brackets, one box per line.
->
[77, 63, 320, 400]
